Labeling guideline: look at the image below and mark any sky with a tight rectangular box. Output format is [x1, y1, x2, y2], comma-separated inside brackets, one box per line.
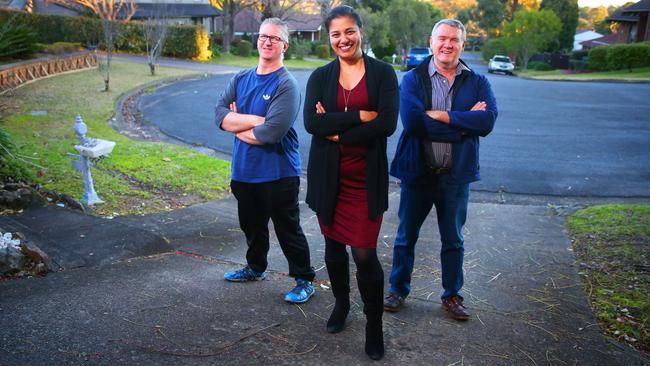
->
[578, 0, 631, 7]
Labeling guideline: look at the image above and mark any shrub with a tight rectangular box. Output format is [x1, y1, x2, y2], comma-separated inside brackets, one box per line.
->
[372, 37, 397, 60]
[0, 15, 40, 60]
[626, 42, 650, 69]
[315, 44, 330, 59]
[0, 123, 33, 181]
[381, 55, 392, 64]
[192, 26, 212, 61]
[606, 44, 631, 71]
[528, 61, 555, 71]
[40, 42, 82, 55]
[588, 46, 608, 71]
[482, 38, 510, 61]
[164, 25, 208, 59]
[288, 39, 310, 60]
[0, 9, 209, 60]
[238, 39, 252, 57]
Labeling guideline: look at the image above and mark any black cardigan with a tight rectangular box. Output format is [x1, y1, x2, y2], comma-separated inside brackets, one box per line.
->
[303, 55, 399, 225]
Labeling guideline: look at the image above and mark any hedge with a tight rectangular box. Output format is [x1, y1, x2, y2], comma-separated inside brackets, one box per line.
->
[238, 39, 252, 57]
[315, 44, 330, 59]
[482, 38, 510, 62]
[528, 61, 555, 71]
[0, 9, 210, 60]
[589, 42, 650, 71]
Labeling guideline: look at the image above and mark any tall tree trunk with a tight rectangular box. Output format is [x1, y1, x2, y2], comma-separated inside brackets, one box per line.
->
[222, 2, 232, 54]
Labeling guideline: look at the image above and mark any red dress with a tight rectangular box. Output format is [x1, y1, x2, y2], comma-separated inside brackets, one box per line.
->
[318, 74, 382, 248]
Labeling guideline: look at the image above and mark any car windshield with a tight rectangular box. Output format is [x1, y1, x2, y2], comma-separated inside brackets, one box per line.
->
[410, 48, 430, 54]
[494, 57, 511, 63]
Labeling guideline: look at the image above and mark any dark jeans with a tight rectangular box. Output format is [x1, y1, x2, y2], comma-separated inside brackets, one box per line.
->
[231, 176, 315, 281]
[388, 174, 469, 300]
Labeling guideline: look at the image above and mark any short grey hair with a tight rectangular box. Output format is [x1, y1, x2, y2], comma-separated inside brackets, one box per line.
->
[260, 18, 290, 43]
[431, 19, 466, 42]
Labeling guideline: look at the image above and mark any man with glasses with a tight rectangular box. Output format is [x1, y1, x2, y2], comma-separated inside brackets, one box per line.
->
[385, 19, 498, 320]
[215, 18, 315, 303]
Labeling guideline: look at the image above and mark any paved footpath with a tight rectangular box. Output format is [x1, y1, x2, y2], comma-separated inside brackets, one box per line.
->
[1, 179, 648, 365]
[1, 56, 648, 365]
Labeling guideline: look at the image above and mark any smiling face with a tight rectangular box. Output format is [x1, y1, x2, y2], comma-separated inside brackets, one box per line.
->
[328, 15, 363, 61]
[257, 23, 287, 63]
[430, 24, 465, 70]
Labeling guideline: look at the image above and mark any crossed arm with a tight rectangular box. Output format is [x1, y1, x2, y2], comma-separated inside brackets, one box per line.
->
[220, 102, 264, 145]
[426, 101, 487, 124]
[314, 101, 377, 142]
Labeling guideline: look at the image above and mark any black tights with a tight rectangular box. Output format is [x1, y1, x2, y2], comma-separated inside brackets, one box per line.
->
[325, 237, 383, 283]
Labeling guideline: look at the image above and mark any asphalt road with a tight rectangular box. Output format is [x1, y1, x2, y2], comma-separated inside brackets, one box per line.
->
[138, 57, 650, 198]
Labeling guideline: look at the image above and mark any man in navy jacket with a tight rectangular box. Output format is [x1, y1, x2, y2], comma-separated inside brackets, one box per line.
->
[384, 19, 497, 321]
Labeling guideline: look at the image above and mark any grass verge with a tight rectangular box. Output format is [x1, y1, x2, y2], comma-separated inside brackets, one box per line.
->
[1, 61, 231, 216]
[517, 67, 650, 81]
[210, 54, 330, 69]
[567, 204, 650, 355]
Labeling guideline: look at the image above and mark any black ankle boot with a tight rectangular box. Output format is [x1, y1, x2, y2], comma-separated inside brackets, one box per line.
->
[325, 259, 350, 333]
[327, 299, 350, 333]
[365, 316, 384, 360]
[358, 277, 385, 361]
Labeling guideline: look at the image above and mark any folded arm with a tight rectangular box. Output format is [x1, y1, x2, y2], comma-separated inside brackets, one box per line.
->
[338, 68, 399, 145]
[400, 72, 462, 142]
[303, 70, 363, 136]
[447, 76, 498, 137]
[250, 75, 301, 145]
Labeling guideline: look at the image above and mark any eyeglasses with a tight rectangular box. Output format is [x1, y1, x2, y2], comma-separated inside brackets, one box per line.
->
[258, 34, 285, 44]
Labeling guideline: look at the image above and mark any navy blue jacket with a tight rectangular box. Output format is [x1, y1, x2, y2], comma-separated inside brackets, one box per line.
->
[390, 56, 497, 185]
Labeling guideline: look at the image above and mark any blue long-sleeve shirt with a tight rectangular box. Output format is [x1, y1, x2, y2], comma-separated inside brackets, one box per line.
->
[215, 67, 301, 183]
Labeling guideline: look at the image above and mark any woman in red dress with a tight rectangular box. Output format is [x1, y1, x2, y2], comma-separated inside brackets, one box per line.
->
[303, 5, 399, 361]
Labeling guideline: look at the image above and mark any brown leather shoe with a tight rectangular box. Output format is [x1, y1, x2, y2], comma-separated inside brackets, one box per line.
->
[383, 293, 404, 312]
[442, 296, 469, 321]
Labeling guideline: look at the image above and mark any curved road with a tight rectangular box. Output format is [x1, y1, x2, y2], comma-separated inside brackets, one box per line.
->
[137, 57, 650, 198]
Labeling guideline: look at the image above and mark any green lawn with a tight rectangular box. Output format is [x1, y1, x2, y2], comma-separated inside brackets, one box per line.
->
[517, 67, 650, 81]
[567, 204, 650, 355]
[1, 61, 231, 216]
[210, 53, 330, 69]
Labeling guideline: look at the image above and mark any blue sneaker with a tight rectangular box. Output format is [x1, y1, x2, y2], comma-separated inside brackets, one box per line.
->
[224, 266, 267, 282]
[284, 279, 315, 303]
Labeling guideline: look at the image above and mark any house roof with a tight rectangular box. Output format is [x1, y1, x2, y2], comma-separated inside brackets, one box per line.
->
[621, 0, 650, 13]
[217, 9, 322, 34]
[606, 10, 639, 23]
[285, 14, 322, 32]
[132, 3, 220, 19]
[580, 33, 623, 48]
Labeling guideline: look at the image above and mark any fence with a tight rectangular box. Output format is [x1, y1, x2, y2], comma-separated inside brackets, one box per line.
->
[0, 52, 97, 94]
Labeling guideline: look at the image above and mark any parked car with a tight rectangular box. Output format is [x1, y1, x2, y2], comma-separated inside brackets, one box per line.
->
[404, 47, 431, 70]
[488, 55, 515, 75]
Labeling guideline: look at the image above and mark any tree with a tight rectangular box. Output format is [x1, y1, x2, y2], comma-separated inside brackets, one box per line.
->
[476, 0, 507, 36]
[315, 0, 342, 35]
[209, 0, 256, 54]
[53, 0, 136, 91]
[540, 0, 579, 52]
[141, 2, 170, 76]
[344, 0, 389, 12]
[355, 6, 390, 54]
[386, 0, 441, 54]
[503, 8, 561, 69]
[258, 0, 304, 20]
